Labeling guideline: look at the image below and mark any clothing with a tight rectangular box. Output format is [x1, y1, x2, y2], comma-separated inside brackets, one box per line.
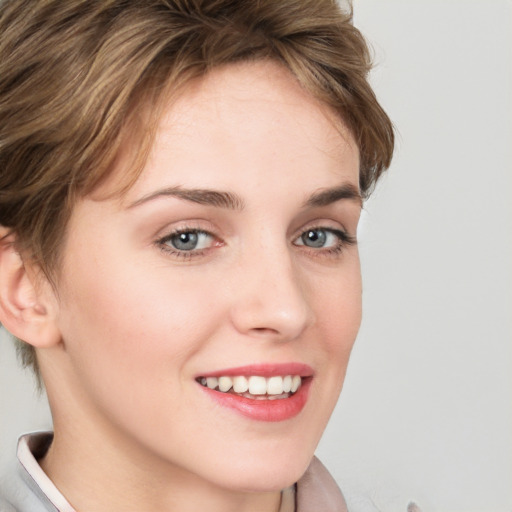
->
[0, 432, 347, 512]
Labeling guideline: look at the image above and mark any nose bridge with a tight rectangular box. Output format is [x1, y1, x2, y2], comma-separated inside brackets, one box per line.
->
[230, 237, 314, 341]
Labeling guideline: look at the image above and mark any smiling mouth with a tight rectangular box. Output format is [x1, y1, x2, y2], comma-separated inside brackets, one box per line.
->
[196, 375, 303, 400]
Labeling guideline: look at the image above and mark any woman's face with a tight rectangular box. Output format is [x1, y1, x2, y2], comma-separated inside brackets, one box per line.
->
[48, 60, 362, 491]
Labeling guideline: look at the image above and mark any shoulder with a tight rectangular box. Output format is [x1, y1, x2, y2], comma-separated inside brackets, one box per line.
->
[0, 447, 22, 512]
[296, 457, 425, 512]
[0, 463, 25, 512]
[0, 432, 58, 512]
[0, 495, 17, 512]
[0, 464, 46, 512]
[296, 456, 348, 512]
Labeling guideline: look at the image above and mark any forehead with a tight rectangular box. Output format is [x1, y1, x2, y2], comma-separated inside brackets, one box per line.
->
[101, 60, 359, 203]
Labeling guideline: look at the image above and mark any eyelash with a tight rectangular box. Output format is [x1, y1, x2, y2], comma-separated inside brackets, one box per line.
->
[157, 228, 216, 260]
[156, 226, 356, 260]
[295, 226, 357, 258]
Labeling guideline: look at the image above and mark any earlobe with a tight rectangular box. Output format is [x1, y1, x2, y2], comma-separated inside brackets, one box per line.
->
[0, 229, 61, 348]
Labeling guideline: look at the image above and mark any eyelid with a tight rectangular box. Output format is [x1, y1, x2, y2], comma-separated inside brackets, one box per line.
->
[161, 229, 214, 249]
[153, 221, 356, 261]
[154, 223, 222, 260]
[153, 218, 216, 237]
[293, 220, 356, 241]
[292, 225, 357, 255]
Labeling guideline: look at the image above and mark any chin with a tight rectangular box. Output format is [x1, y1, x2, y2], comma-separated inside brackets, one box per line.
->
[207, 447, 314, 493]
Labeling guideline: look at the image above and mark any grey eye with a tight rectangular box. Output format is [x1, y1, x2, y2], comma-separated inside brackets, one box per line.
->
[171, 232, 198, 250]
[300, 229, 327, 248]
[167, 231, 213, 251]
[294, 228, 345, 249]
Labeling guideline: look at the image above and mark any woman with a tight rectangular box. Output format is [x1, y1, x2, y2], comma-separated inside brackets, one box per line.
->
[0, 1, 394, 511]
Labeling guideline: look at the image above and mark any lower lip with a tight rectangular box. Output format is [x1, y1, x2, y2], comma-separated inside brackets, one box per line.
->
[198, 379, 311, 422]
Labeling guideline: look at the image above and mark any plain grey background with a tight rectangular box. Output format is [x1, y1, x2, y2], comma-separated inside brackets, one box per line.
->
[1, 1, 511, 511]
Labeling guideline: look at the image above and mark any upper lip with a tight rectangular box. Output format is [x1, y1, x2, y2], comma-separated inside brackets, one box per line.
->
[197, 362, 314, 378]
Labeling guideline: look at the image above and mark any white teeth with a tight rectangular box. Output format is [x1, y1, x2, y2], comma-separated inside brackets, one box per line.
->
[248, 376, 267, 395]
[218, 376, 233, 392]
[282, 375, 292, 393]
[200, 374, 304, 397]
[206, 377, 218, 390]
[233, 376, 249, 393]
[291, 375, 301, 393]
[267, 376, 284, 395]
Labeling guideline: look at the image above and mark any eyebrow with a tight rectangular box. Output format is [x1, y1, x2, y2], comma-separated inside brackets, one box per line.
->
[127, 186, 245, 210]
[128, 182, 362, 211]
[303, 183, 363, 208]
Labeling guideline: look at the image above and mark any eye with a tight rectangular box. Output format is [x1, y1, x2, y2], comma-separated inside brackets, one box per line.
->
[294, 227, 355, 251]
[160, 229, 215, 252]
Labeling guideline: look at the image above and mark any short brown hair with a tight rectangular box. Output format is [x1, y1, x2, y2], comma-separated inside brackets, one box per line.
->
[0, 0, 394, 378]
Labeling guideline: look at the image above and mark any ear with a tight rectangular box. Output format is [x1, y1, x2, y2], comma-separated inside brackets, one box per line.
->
[0, 228, 61, 348]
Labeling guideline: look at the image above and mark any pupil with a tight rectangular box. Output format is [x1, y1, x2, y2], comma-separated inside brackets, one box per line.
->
[172, 232, 198, 250]
[303, 229, 326, 248]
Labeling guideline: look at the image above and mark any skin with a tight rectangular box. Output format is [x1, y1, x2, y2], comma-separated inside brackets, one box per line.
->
[29, 60, 362, 512]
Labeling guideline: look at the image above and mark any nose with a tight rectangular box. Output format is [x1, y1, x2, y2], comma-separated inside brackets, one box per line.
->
[229, 245, 314, 342]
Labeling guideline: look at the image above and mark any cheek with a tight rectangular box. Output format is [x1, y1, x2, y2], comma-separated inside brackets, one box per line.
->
[56, 257, 223, 414]
[62, 252, 218, 344]
[285, 261, 361, 462]
[309, 259, 362, 408]
[314, 259, 362, 350]
[54, 265, 233, 471]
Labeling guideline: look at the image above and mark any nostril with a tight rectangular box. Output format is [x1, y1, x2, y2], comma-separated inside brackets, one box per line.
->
[250, 327, 280, 335]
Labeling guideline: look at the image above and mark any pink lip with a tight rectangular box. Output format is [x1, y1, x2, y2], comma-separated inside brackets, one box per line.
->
[199, 379, 311, 422]
[198, 362, 314, 378]
[196, 363, 313, 422]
